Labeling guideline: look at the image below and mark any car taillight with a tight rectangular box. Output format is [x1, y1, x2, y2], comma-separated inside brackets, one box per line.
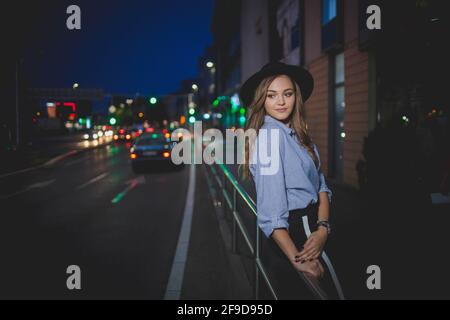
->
[126, 134, 131, 140]
[130, 153, 137, 159]
[163, 152, 170, 158]
[114, 135, 119, 140]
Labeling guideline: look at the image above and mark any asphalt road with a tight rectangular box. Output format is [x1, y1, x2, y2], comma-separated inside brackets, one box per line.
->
[0, 142, 236, 299]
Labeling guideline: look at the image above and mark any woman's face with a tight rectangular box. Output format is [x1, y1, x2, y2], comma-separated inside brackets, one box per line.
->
[264, 75, 296, 124]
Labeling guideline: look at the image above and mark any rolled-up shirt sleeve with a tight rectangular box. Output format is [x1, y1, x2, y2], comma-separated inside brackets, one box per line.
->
[314, 144, 333, 204]
[251, 130, 289, 238]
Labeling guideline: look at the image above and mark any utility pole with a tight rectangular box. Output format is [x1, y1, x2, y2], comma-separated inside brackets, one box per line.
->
[15, 59, 20, 147]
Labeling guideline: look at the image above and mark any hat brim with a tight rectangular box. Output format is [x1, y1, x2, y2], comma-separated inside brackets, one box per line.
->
[239, 63, 314, 107]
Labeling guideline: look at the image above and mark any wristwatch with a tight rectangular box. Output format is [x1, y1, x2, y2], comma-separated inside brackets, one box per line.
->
[316, 220, 332, 235]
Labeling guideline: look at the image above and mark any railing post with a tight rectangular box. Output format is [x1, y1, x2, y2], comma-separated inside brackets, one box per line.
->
[221, 167, 225, 212]
[232, 188, 237, 254]
[255, 220, 260, 300]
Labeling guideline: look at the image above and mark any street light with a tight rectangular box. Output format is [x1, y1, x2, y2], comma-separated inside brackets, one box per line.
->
[191, 84, 198, 91]
[73, 83, 79, 89]
[109, 105, 117, 113]
[206, 61, 214, 68]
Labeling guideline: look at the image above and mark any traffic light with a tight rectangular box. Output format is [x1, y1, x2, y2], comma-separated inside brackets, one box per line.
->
[149, 97, 158, 105]
[109, 117, 117, 125]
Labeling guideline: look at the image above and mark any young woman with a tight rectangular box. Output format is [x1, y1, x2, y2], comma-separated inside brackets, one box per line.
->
[240, 62, 333, 280]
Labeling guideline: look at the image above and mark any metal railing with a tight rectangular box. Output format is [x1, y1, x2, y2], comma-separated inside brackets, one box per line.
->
[206, 162, 345, 300]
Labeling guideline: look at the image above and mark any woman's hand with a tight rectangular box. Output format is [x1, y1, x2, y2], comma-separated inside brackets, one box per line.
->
[295, 229, 328, 262]
[291, 258, 325, 279]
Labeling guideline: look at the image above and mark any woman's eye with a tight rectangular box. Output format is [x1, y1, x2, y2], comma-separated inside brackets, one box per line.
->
[285, 92, 293, 97]
[267, 95, 275, 99]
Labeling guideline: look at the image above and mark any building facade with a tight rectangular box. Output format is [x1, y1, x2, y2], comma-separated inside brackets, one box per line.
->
[212, 0, 448, 190]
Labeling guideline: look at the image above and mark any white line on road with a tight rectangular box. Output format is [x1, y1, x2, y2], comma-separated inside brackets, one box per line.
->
[164, 163, 196, 300]
[43, 150, 79, 166]
[0, 150, 79, 180]
[76, 172, 109, 191]
[64, 156, 90, 168]
[0, 179, 56, 199]
[0, 165, 42, 180]
[0, 140, 113, 180]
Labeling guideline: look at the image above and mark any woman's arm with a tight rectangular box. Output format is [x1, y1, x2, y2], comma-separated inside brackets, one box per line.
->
[317, 191, 330, 224]
[271, 229, 299, 264]
[296, 192, 330, 262]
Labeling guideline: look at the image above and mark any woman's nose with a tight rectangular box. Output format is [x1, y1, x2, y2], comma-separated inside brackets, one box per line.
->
[277, 96, 286, 105]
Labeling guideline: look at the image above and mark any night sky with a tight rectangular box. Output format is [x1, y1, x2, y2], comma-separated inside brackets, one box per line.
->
[16, 0, 214, 97]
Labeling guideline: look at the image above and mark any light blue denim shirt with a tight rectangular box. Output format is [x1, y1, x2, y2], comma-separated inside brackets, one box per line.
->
[249, 115, 333, 238]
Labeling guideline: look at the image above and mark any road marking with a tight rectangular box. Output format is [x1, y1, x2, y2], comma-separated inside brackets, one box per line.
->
[44, 150, 79, 166]
[0, 179, 56, 199]
[0, 140, 113, 180]
[64, 156, 89, 167]
[164, 163, 196, 300]
[0, 150, 79, 180]
[0, 165, 42, 179]
[76, 172, 109, 190]
[111, 176, 145, 204]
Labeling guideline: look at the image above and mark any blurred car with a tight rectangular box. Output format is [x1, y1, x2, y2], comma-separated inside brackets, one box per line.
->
[129, 132, 174, 173]
[82, 130, 100, 141]
[113, 129, 133, 142]
[130, 128, 143, 139]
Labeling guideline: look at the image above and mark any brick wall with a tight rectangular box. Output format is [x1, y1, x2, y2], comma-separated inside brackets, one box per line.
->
[305, 55, 330, 176]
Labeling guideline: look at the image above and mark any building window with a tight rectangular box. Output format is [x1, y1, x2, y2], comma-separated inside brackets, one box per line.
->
[321, 0, 342, 52]
[291, 18, 300, 50]
[322, 0, 337, 25]
[275, 0, 302, 64]
[333, 52, 345, 182]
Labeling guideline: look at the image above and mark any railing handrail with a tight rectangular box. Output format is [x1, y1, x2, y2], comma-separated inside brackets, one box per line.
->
[217, 163, 257, 215]
[211, 161, 345, 300]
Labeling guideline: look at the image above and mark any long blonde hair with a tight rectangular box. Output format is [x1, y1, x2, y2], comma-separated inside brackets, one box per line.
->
[239, 75, 319, 180]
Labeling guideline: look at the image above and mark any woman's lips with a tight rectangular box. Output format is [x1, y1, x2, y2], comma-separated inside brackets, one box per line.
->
[275, 108, 288, 113]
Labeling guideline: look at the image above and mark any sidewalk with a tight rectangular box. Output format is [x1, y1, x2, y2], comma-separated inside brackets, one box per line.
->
[180, 164, 253, 299]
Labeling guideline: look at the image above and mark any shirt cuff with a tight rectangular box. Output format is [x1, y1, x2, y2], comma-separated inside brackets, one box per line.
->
[261, 217, 289, 239]
[319, 188, 333, 204]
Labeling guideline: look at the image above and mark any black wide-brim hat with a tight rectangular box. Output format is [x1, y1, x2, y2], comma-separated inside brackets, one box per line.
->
[239, 62, 314, 107]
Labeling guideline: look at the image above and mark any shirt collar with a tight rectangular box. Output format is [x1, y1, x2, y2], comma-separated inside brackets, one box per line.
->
[264, 115, 295, 136]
